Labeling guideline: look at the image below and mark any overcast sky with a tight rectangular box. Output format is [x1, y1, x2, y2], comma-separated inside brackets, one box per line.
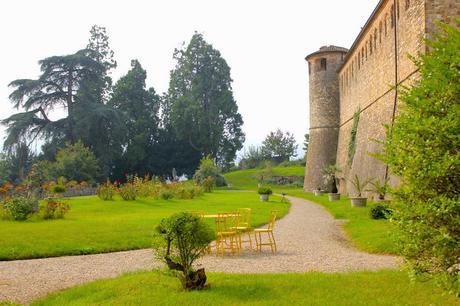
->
[0, 0, 379, 157]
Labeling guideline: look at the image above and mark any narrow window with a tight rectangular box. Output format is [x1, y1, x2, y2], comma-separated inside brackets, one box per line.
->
[397, 0, 400, 18]
[370, 37, 373, 55]
[405, 0, 410, 10]
[385, 14, 388, 35]
[320, 58, 327, 71]
[358, 53, 361, 69]
[308, 62, 311, 75]
[374, 29, 378, 50]
[379, 21, 383, 43]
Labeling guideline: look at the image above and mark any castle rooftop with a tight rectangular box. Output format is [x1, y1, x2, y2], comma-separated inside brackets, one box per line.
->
[305, 45, 348, 61]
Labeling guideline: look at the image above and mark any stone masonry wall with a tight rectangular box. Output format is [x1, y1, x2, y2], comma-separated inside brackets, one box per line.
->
[336, 0, 425, 195]
[304, 50, 346, 191]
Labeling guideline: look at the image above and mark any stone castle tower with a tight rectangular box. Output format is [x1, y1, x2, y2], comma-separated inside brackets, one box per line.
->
[303, 46, 347, 192]
[303, 0, 460, 195]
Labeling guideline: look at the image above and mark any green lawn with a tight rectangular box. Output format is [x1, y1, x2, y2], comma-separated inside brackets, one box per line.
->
[285, 191, 397, 254]
[0, 191, 289, 260]
[32, 270, 459, 306]
[224, 166, 304, 190]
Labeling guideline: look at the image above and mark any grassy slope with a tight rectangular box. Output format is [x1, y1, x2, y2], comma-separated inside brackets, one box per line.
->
[285, 191, 397, 254]
[32, 270, 459, 306]
[0, 191, 289, 260]
[224, 166, 304, 190]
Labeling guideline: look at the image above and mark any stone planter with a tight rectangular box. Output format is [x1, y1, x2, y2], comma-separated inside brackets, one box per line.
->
[260, 194, 269, 202]
[314, 190, 324, 196]
[328, 193, 341, 201]
[351, 197, 367, 207]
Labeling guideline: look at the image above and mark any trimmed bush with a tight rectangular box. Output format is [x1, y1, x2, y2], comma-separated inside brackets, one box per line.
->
[42, 199, 70, 219]
[257, 186, 273, 195]
[4, 197, 38, 221]
[370, 204, 392, 220]
[152, 212, 214, 290]
[118, 182, 137, 201]
[159, 189, 174, 200]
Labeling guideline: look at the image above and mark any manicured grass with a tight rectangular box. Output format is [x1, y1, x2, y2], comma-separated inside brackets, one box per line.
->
[0, 191, 289, 260]
[224, 166, 304, 190]
[285, 190, 397, 254]
[32, 270, 459, 306]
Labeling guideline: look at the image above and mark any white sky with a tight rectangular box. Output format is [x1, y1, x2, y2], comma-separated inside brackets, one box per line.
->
[0, 0, 380, 157]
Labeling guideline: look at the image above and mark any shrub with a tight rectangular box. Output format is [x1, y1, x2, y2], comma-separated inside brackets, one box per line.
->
[377, 21, 460, 295]
[258, 186, 273, 195]
[51, 184, 66, 194]
[201, 176, 214, 193]
[4, 197, 38, 221]
[193, 156, 227, 187]
[118, 182, 137, 201]
[152, 212, 214, 290]
[159, 189, 174, 200]
[370, 204, 392, 220]
[97, 181, 116, 201]
[41, 199, 70, 219]
[348, 175, 372, 197]
[368, 178, 390, 200]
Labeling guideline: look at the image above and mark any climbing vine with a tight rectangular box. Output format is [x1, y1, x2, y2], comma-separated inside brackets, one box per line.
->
[347, 108, 360, 166]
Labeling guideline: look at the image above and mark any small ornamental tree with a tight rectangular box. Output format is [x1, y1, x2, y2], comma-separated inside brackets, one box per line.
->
[153, 212, 214, 290]
[378, 21, 460, 295]
[193, 156, 226, 187]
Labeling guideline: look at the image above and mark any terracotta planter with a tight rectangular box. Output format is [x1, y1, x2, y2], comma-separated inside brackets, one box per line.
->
[328, 193, 341, 201]
[314, 190, 324, 196]
[351, 197, 367, 207]
[260, 194, 269, 202]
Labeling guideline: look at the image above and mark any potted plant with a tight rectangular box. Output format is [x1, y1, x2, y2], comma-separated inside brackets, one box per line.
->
[313, 187, 324, 196]
[368, 177, 390, 202]
[322, 164, 341, 201]
[349, 175, 371, 207]
[258, 186, 273, 202]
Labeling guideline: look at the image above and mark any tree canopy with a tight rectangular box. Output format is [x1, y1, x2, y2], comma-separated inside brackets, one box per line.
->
[164, 33, 245, 170]
[261, 129, 298, 163]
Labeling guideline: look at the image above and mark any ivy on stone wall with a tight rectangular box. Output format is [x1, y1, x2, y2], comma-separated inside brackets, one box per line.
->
[347, 108, 360, 166]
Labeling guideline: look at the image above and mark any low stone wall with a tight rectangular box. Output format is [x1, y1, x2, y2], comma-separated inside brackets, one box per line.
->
[61, 187, 97, 198]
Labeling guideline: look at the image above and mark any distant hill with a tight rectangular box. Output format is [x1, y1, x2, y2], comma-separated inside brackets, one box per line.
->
[224, 166, 305, 190]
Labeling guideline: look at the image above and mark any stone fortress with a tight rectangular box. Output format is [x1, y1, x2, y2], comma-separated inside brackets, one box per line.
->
[304, 0, 460, 194]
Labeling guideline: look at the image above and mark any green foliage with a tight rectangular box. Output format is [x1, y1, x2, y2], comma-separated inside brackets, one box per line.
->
[109, 60, 160, 179]
[41, 199, 70, 220]
[303, 133, 310, 159]
[261, 129, 298, 163]
[193, 156, 227, 187]
[238, 145, 266, 169]
[322, 164, 341, 193]
[118, 182, 137, 201]
[255, 161, 274, 184]
[159, 189, 174, 200]
[51, 184, 66, 194]
[200, 177, 215, 193]
[378, 21, 460, 295]
[349, 175, 371, 197]
[53, 142, 99, 183]
[164, 33, 245, 169]
[0, 154, 11, 185]
[257, 186, 273, 195]
[370, 203, 392, 220]
[153, 212, 214, 289]
[347, 109, 360, 166]
[368, 178, 390, 200]
[96, 181, 116, 201]
[4, 197, 38, 221]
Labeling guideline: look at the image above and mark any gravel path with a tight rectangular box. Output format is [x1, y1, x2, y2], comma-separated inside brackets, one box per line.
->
[0, 196, 400, 304]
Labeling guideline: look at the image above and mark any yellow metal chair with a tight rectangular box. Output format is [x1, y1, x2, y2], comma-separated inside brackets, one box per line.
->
[254, 210, 277, 253]
[231, 208, 252, 250]
[215, 213, 240, 256]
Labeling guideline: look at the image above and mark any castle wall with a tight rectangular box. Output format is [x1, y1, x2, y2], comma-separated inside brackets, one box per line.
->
[336, 0, 425, 195]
